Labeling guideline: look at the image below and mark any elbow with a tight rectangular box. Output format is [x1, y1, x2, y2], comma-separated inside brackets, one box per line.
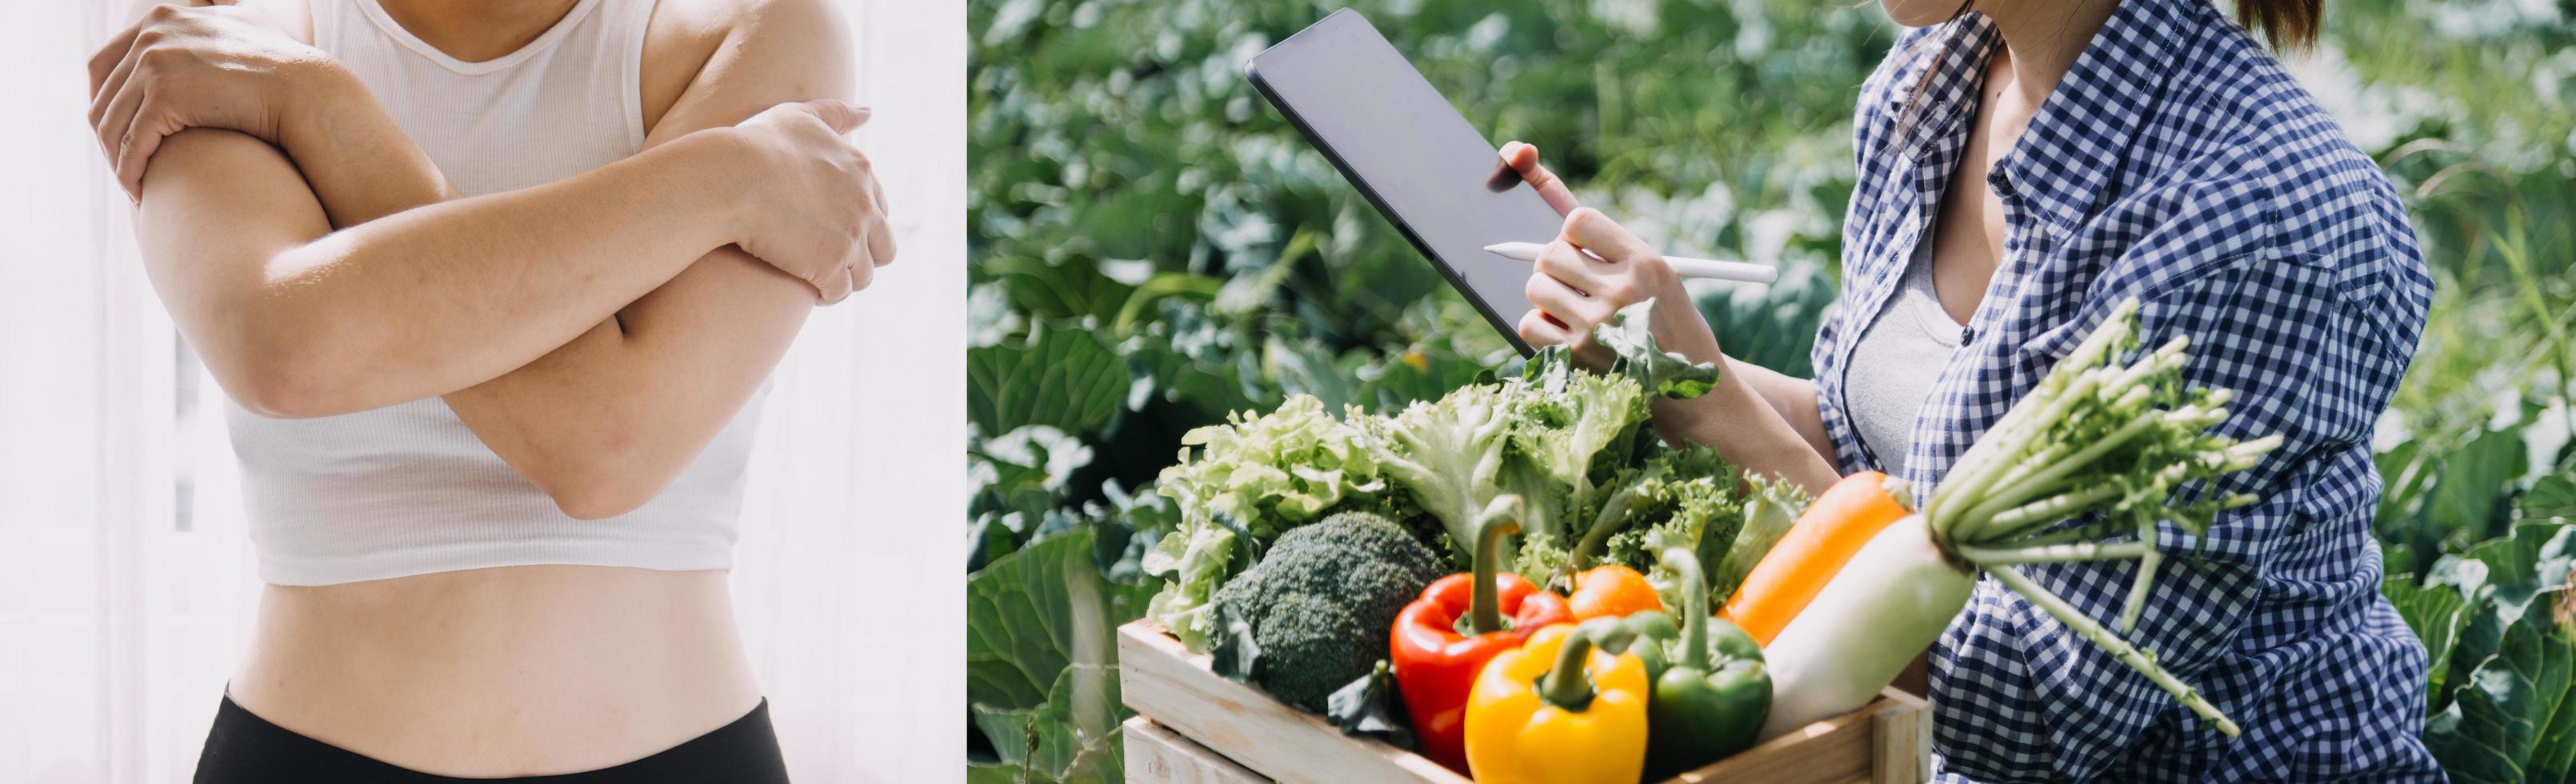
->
[546, 477, 660, 521]
[526, 441, 676, 521]
[208, 301, 371, 419]
[222, 350, 362, 419]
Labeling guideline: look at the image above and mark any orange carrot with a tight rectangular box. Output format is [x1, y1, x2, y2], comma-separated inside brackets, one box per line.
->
[1716, 472, 1913, 646]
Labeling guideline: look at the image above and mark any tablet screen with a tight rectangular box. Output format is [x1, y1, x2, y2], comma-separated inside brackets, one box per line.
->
[1246, 10, 1564, 354]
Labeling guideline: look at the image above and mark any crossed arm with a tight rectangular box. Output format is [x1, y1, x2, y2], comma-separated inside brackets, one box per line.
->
[114, 0, 873, 518]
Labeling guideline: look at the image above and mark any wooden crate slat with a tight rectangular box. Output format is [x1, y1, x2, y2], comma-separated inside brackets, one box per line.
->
[1870, 689, 1931, 784]
[1124, 717, 1270, 784]
[1667, 699, 1874, 783]
[1118, 622, 1471, 784]
[1118, 621, 1928, 784]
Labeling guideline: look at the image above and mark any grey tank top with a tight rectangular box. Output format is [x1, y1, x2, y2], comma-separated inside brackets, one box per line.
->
[1844, 240, 1965, 477]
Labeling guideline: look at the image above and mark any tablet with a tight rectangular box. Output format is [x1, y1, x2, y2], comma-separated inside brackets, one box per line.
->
[1245, 9, 1562, 354]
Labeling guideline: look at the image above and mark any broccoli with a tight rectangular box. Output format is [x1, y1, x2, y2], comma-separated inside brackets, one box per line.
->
[1208, 511, 1445, 712]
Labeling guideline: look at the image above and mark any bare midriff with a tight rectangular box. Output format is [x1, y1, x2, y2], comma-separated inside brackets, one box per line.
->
[226, 566, 760, 777]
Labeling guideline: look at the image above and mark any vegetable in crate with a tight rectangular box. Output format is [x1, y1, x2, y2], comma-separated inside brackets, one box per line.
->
[1391, 497, 1574, 773]
[1633, 547, 1770, 778]
[1206, 511, 1446, 711]
[1368, 299, 1720, 562]
[1752, 298, 2279, 738]
[1147, 395, 1390, 650]
[1463, 618, 1650, 784]
[1718, 470, 1914, 646]
[1567, 564, 1662, 620]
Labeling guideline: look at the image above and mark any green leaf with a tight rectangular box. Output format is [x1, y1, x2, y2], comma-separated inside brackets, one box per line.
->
[974, 664, 1129, 784]
[2425, 609, 2576, 783]
[974, 426, 1098, 497]
[1325, 659, 1414, 750]
[1592, 299, 1722, 399]
[2433, 428, 2534, 545]
[966, 528, 1159, 715]
[966, 762, 1044, 784]
[2386, 574, 2472, 710]
[2528, 470, 2576, 523]
[970, 327, 1130, 438]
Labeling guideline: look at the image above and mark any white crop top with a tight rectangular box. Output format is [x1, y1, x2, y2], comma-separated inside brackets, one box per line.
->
[226, 0, 763, 586]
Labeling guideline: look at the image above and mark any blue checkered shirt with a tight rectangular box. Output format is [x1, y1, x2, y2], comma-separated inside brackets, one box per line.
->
[1811, 1, 2442, 779]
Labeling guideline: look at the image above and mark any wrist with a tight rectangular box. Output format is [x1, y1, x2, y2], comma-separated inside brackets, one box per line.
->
[1654, 370, 1762, 446]
[670, 127, 766, 249]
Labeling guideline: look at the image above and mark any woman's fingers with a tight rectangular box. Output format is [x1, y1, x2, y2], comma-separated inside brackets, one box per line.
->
[864, 214, 898, 269]
[1517, 308, 1574, 348]
[114, 106, 174, 201]
[842, 250, 874, 298]
[92, 72, 165, 200]
[88, 33, 150, 140]
[814, 260, 855, 305]
[1525, 265, 1611, 330]
[86, 18, 150, 97]
[1561, 207, 1658, 266]
[1499, 141, 1579, 215]
[801, 98, 871, 134]
[1532, 238, 1612, 296]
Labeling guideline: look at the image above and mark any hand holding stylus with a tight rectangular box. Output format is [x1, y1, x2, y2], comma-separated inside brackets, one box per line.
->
[1513, 208, 1734, 370]
[1482, 242, 1777, 284]
[1492, 142, 1774, 283]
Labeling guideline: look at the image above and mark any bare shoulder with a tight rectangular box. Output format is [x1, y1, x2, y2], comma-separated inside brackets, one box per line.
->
[639, 0, 855, 137]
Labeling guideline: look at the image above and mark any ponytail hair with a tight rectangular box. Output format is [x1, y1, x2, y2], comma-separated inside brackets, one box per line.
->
[2234, 0, 2322, 50]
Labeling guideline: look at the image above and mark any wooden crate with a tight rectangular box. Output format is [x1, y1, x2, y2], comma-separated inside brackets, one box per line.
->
[1120, 621, 1930, 784]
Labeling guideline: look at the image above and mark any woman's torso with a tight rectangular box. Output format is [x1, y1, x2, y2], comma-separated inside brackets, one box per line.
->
[1819, 0, 2439, 779]
[224, 0, 765, 775]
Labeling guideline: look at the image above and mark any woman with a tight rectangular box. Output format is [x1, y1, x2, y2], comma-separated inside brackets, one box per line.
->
[85, 0, 891, 779]
[1506, 0, 2437, 779]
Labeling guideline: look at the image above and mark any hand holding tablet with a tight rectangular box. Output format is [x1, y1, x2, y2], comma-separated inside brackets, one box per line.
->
[1243, 10, 1767, 354]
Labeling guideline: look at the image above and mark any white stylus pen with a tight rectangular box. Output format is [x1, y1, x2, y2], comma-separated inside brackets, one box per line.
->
[1482, 241, 1778, 285]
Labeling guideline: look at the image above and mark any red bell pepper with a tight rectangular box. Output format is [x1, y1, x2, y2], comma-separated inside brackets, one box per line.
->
[1390, 497, 1573, 773]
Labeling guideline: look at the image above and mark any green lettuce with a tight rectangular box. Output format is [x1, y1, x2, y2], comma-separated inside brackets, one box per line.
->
[1145, 395, 1386, 649]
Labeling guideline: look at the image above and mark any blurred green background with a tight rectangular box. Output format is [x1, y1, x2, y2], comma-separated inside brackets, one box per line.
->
[964, 0, 2575, 781]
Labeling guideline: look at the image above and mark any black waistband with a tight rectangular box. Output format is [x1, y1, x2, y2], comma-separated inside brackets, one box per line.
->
[193, 696, 789, 783]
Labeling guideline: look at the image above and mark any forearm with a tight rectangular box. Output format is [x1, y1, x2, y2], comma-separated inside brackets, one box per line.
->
[1656, 368, 1841, 496]
[233, 129, 754, 415]
[442, 253, 810, 518]
[1723, 358, 1837, 462]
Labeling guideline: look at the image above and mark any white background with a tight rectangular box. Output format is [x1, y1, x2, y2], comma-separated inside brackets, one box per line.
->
[0, 1, 964, 782]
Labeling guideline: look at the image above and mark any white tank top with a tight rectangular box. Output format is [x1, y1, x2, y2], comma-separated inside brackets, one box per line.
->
[226, 0, 762, 586]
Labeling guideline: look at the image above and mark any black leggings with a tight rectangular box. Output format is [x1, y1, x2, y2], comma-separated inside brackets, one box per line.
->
[192, 696, 790, 783]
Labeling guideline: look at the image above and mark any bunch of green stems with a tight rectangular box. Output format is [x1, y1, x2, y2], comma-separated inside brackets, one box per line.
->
[1921, 298, 2278, 735]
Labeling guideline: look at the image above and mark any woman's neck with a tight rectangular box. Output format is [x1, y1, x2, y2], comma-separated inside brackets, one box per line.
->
[372, 0, 584, 62]
[1977, 0, 2122, 110]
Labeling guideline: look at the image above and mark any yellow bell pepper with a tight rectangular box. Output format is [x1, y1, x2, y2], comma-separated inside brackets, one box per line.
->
[1462, 619, 1650, 784]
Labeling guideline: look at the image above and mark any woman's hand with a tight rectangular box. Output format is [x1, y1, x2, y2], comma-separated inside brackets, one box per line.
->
[1500, 141, 1581, 215]
[88, 2, 332, 202]
[727, 99, 897, 305]
[1517, 207, 1726, 371]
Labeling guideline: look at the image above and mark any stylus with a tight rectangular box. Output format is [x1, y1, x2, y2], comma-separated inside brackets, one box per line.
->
[1482, 242, 1778, 285]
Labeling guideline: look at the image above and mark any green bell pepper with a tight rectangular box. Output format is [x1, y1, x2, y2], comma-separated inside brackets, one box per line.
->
[1632, 546, 1771, 778]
